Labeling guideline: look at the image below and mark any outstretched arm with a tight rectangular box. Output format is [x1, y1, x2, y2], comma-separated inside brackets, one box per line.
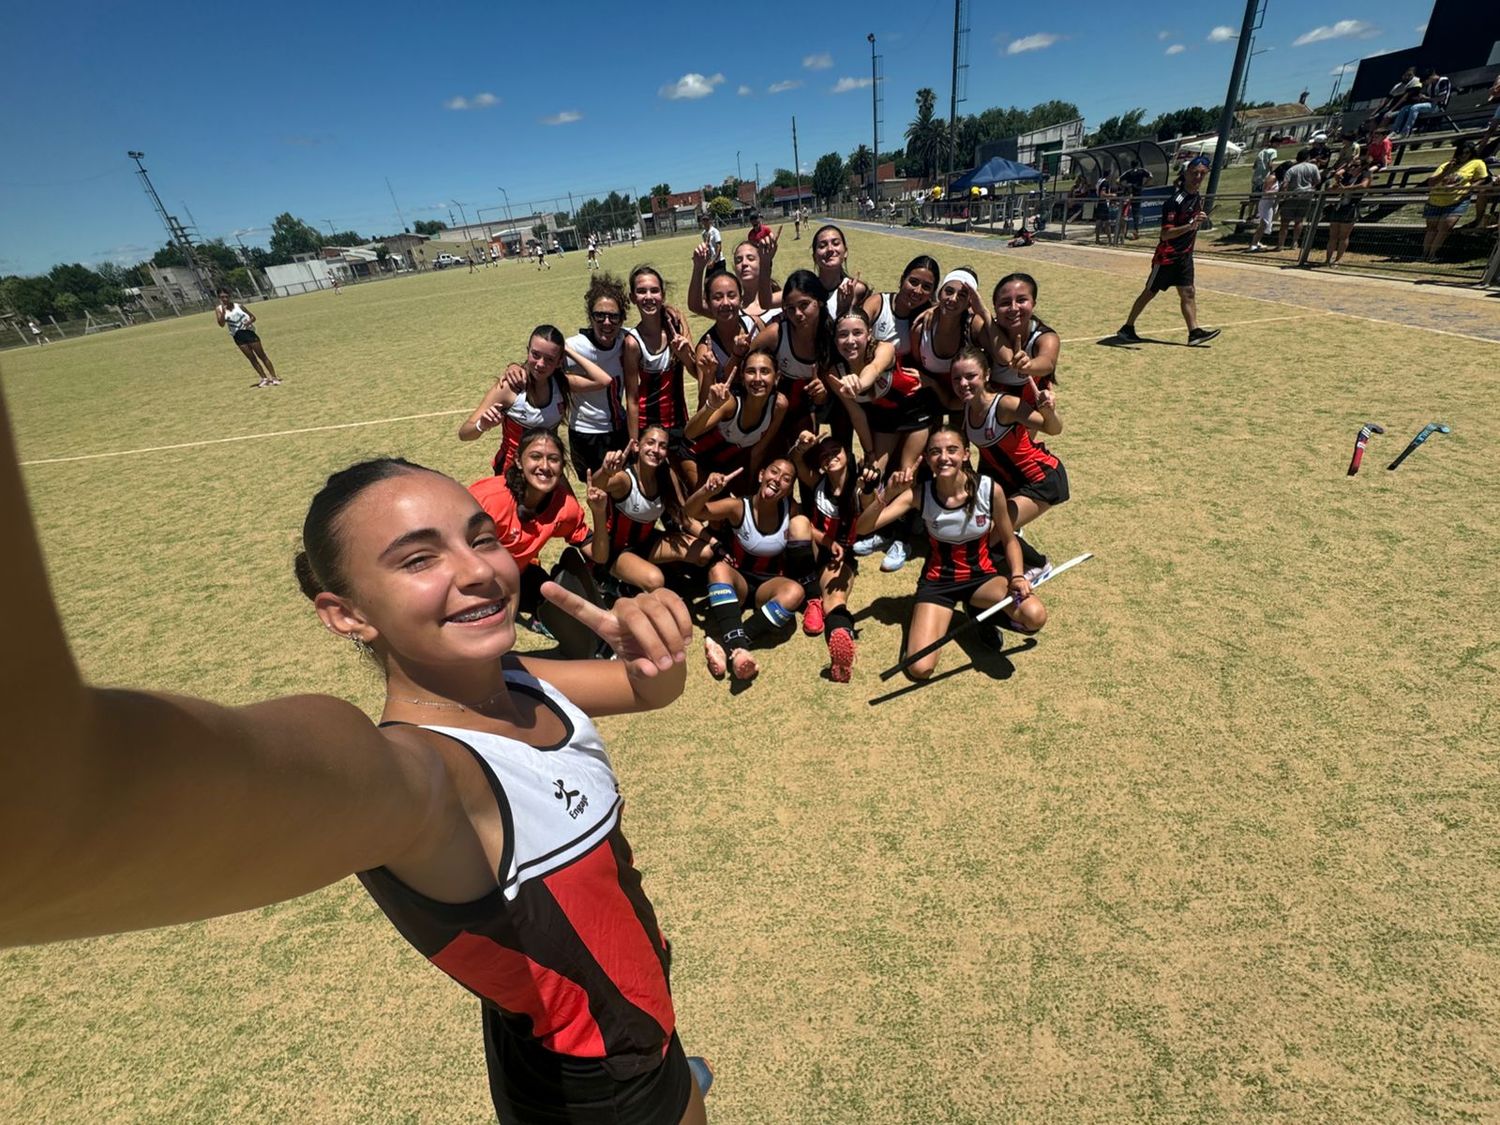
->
[0, 390, 440, 947]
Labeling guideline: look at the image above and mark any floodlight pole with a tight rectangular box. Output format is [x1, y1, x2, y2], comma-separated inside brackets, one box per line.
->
[792, 116, 805, 211]
[869, 33, 880, 204]
[1206, 0, 1263, 203]
[127, 150, 211, 302]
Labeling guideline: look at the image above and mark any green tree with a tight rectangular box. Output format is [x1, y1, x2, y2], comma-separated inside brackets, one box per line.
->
[0, 276, 56, 319]
[532, 222, 549, 242]
[811, 152, 845, 205]
[1087, 109, 1148, 146]
[848, 145, 874, 183]
[905, 88, 947, 182]
[323, 229, 365, 246]
[412, 219, 448, 235]
[374, 244, 391, 268]
[707, 195, 735, 221]
[268, 214, 324, 262]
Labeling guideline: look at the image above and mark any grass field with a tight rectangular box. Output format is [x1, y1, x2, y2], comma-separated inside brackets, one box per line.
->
[2, 229, 1498, 1123]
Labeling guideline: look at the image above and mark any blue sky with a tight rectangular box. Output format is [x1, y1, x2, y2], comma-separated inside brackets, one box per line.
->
[0, 0, 1434, 276]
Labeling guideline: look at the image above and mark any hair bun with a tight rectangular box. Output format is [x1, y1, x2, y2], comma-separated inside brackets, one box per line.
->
[293, 550, 322, 600]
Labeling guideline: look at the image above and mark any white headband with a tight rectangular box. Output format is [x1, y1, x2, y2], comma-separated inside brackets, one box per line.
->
[941, 269, 978, 292]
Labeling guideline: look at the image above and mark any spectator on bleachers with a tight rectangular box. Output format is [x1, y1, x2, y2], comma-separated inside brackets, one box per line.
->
[1421, 140, 1492, 260]
[1066, 171, 1090, 221]
[1371, 68, 1424, 130]
[1248, 161, 1291, 252]
[1252, 145, 1279, 195]
[1391, 70, 1446, 137]
[1276, 150, 1321, 252]
[1324, 155, 1372, 269]
[1463, 129, 1500, 231]
[1366, 127, 1393, 171]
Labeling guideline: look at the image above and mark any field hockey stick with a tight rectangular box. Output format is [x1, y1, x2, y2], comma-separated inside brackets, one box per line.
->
[878, 552, 1093, 681]
[1387, 422, 1450, 471]
[1346, 422, 1385, 475]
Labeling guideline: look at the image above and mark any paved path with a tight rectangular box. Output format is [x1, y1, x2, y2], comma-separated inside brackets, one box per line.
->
[844, 221, 1500, 344]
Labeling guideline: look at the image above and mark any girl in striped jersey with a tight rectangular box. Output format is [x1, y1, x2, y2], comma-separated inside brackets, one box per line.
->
[884, 255, 940, 368]
[908, 267, 991, 399]
[689, 237, 778, 319]
[854, 426, 1047, 681]
[679, 346, 787, 495]
[790, 432, 874, 683]
[622, 267, 696, 453]
[747, 270, 834, 439]
[691, 268, 764, 408]
[459, 325, 616, 475]
[588, 428, 716, 594]
[683, 458, 816, 685]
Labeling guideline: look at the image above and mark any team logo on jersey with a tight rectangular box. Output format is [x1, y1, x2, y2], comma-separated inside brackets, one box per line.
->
[975, 514, 988, 527]
[554, 778, 580, 811]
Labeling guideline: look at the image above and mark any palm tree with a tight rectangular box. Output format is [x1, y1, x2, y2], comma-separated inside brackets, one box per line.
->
[848, 144, 874, 185]
[905, 88, 946, 184]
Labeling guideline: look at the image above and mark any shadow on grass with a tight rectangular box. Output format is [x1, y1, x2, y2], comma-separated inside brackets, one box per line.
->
[866, 635, 1038, 706]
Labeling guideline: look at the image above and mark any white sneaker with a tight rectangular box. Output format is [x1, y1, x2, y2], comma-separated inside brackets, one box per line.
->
[880, 538, 909, 572]
[852, 533, 889, 557]
[1023, 556, 1052, 585]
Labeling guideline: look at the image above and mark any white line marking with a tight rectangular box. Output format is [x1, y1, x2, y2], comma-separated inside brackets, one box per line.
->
[20, 408, 470, 467]
[1059, 312, 1326, 343]
[849, 222, 1500, 345]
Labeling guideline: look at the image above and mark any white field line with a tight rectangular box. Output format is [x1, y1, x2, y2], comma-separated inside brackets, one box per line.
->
[850, 222, 1500, 346]
[20, 408, 470, 467]
[1059, 312, 1327, 343]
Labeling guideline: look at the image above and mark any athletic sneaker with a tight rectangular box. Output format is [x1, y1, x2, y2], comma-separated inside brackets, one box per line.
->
[852, 533, 889, 557]
[802, 597, 825, 636]
[1188, 327, 1221, 345]
[1023, 556, 1052, 586]
[879, 538, 909, 572]
[827, 628, 857, 683]
[1116, 324, 1141, 343]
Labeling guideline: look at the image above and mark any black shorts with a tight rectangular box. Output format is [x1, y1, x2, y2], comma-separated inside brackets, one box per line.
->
[232, 329, 260, 346]
[608, 528, 663, 566]
[568, 427, 627, 478]
[915, 567, 1005, 611]
[1147, 258, 1194, 292]
[1013, 461, 1070, 507]
[866, 392, 936, 434]
[484, 1010, 692, 1125]
[1326, 202, 1359, 224]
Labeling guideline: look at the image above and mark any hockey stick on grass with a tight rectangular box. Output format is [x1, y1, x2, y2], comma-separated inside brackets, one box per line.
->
[877, 552, 1094, 682]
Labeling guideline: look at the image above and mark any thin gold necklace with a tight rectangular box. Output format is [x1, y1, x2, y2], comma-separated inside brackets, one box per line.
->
[393, 689, 509, 714]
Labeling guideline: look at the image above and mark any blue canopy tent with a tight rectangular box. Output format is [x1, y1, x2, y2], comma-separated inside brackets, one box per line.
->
[949, 157, 1046, 191]
[947, 157, 1047, 233]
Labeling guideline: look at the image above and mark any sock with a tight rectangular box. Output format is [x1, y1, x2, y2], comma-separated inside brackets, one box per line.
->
[1016, 533, 1046, 571]
[744, 598, 793, 645]
[785, 538, 817, 600]
[707, 582, 745, 648]
[825, 604, 855, 639]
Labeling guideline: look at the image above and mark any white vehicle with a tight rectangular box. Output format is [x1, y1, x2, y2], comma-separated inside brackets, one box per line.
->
[432, 253, 466, 270]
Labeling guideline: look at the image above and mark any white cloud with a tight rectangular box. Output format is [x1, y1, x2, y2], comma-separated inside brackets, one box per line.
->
[1414, 21, 1427, 34]
[540, 110, 581, 125]
[803, 52, 833, 69]
[1293, 19, 1379, 46]
[831, 76, 873, 93]
[1166, 43, 1185, 55]
[769, 79, 803, 94]
[737, 84, 753, 96]
[659, 72, 725, 100]
[1157, 29, 1172, 40]
[1207, 26, 1237, 42]
[1329, 62, 1356, 76]
[445, 92, 499, 111]
[1005, 33, 1061, 54]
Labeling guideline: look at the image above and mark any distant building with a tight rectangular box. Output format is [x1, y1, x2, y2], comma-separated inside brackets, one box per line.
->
[1236, 101, 1327, 148]
[1347, 0, 1500, 124]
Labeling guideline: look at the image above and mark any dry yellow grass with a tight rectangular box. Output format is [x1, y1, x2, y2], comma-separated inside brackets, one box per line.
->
[2, 230, 1498, 1122]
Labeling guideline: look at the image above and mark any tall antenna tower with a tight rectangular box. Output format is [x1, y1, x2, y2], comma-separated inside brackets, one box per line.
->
[127, 151, 211, 301]
[945, 0, 971, 190]
[868, 34, 884, 203]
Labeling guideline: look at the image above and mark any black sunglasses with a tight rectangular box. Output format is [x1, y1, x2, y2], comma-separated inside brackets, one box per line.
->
[591, 310, 623, 323]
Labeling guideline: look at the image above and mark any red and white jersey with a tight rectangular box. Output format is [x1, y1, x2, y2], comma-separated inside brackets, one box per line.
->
[965, 387, 1061, 491]
[567, 332, 625, 435]
[605, 467, 665, 554]
[726, 496, 789, 578]
[493, 377, 565, 474]
[919, 477, 998, 583]
[358, 666, 675, 1078]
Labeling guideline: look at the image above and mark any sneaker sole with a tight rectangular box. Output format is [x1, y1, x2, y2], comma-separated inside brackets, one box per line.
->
[828, 629, 856, 683]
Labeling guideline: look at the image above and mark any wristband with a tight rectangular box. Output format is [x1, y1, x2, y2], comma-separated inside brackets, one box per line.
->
[473, 417, 485, 434]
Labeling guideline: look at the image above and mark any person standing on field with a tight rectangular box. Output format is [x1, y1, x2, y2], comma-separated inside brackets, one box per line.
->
[215, 288, 281, 386]
[1116, 157, 1220, 346]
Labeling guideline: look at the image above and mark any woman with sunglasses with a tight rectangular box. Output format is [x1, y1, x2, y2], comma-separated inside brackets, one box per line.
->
[567, 274, 637, 477]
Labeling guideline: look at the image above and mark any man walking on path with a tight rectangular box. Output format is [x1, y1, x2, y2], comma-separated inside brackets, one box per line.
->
[1117, 157, 1221, 346]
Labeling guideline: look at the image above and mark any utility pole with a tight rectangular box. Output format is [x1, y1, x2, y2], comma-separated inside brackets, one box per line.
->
[386, 177, 409, 233]
[127, 151, 211, 302]
[233, 234, 265, 299]
[792, 116, 804, 211]
[947, 0, 961, 192]
[737, 150, 743, 183]
[324, 219, 337, 240]
[869, 33, 881, 204]
[1206, 0, 1264, 203]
